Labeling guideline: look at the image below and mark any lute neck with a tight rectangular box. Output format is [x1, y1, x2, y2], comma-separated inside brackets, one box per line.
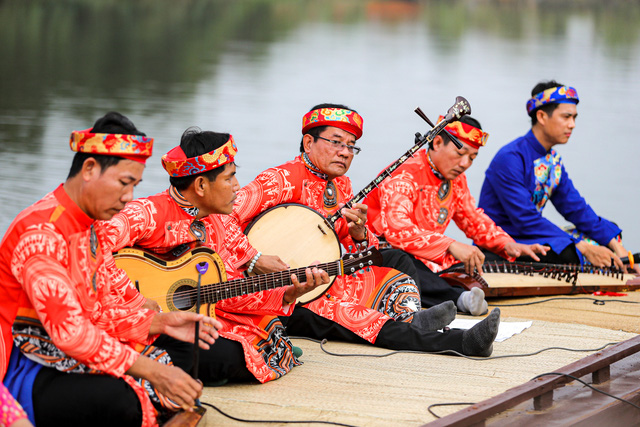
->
[327, 120, 449, 225]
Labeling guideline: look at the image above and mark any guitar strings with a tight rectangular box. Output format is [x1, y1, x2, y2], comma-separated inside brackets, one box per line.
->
[139, 257, 374, 307]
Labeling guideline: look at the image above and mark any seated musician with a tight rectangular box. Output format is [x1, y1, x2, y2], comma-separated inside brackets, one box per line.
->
[478, 81, 634, 271]
[101, 127, 329, 386]
[0, 112, 221, 427]
[365, 115, 548, 316]
[230, 103, 501, 357]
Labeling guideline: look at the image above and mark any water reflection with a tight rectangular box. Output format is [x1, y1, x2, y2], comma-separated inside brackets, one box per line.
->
[1, 0, 639, 248]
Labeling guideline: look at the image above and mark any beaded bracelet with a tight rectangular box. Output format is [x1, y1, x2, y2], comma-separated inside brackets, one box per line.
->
[247, 252, 262, 274]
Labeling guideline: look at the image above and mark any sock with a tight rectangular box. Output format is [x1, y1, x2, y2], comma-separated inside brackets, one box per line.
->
[461, 308, 500, 357]
[411, 301, 456, 331]
[456, 287, 488, 316]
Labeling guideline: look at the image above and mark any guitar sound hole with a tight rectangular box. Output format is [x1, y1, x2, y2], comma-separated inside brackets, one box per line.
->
[172, 285, 196, 311]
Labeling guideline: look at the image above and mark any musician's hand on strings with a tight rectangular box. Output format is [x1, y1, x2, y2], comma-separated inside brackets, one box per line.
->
[252, 254, 289, 274]
[577, 241, 624, 270]
[129, 358, 203, 411]
[284, 267, 330, 304]
[150, 312, 222, 349]
[341, 202, 368, 242]
[504, 242, 549, 262]
[607, 238, 638, 273]
[142, 297, 162, 312]
[448, 241, 485, 276]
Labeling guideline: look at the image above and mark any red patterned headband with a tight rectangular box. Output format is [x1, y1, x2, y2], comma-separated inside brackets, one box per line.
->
[302, 108, 364, 140]
[69, 129, 154, 164]
[437, 116, 489, 149]
[161, 136, 238, 177]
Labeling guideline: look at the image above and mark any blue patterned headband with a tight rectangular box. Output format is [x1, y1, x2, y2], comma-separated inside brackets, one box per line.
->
[526, 86, 579, 116]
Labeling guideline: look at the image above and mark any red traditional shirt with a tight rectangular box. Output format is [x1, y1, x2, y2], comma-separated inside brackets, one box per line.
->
[232, 156, 404, 343]
[0, 185, 158, 426]
[366, 149, 515, 272]
[101, 189, 299, 383]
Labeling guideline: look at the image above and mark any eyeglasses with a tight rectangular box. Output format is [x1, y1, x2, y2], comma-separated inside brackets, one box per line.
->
[314, 135, 362, 155]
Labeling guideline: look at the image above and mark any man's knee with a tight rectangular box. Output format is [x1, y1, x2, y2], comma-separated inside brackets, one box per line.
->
[381, 249, 419, 284]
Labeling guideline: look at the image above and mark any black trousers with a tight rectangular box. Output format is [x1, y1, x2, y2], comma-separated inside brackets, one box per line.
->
[381, 248, 465, 308]
[33, 367, 143, 427]
[282, 306, 464, 354]
[32, 334, 252, 426]
[156, 334, 253, 385]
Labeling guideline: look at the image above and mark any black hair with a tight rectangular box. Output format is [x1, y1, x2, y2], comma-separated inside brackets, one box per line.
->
[67, 112, 145, 179]
[529, 80, 564, 125]
[440, 115, 482, 146]
[169, 127, 233, 191]
[299, 103, 358, 153]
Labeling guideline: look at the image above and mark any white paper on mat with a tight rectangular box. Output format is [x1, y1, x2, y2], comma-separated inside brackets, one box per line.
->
[445, 319, 533, 342]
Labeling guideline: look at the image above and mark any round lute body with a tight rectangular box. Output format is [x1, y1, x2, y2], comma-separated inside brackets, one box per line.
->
[245, 203, 341, 303]
[244, 98, 472, 303]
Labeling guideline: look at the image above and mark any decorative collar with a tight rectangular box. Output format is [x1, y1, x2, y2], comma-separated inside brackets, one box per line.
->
[169, 186, 199, 218]
[426, 152, 445, 181]
[54, 184, 94, 228]
[302, 153, 329, 181]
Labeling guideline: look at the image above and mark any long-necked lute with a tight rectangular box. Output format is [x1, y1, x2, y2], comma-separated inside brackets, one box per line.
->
[244, 97, 472, 293]
[438, 259, 640, 298]
[113, 245, 383, 308]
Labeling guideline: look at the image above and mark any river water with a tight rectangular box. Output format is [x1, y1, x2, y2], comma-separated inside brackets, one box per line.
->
[1, 0, 639, 249]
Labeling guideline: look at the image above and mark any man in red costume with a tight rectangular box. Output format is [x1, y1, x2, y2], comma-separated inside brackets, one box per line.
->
[232, 103, 501, 357]
[102, 127, 329, 386]
[366, 115, 548, 315]
[0, 113, 221, 427]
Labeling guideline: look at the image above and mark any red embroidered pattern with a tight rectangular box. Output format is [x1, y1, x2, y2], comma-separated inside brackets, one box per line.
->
[102, 191, 298, 383]
[366, 150, 515, 272]
[232, 156, 419, 344]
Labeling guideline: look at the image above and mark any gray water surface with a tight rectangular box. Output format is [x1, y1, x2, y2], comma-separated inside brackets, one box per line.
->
[1, 0, 639, 249]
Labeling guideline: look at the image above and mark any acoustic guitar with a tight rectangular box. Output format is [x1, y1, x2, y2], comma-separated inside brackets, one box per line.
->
[439, 260, 640, 298]
[113, 245, 383, 309]
[244, 97, 472, 290]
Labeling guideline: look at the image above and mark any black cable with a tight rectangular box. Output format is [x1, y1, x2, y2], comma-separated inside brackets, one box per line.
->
[488, 296, 639, 307]
[530, 372, 640, 410]
[200, 401, 358, 426]
[425, 369, 640, 419]
[289, 337, 620, 361]
[427, 402, 476, 419]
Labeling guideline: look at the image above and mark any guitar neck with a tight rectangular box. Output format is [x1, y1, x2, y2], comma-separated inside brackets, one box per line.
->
[200, 259, 343, 304]
[327, 122, 448, 225]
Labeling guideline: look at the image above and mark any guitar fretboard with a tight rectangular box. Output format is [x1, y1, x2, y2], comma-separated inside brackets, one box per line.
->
[200, 252, 377, 304]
